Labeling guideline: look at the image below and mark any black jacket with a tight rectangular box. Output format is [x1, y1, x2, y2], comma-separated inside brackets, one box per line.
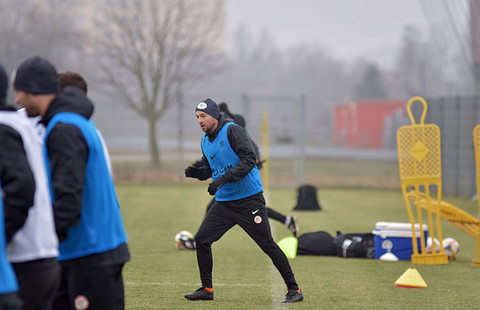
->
[0, 104, 35, 242]
[232, 113, 261, 163]
[41, 87, 130, 266]
[41, 86, 92, 242]
[197, 112, 258, 183]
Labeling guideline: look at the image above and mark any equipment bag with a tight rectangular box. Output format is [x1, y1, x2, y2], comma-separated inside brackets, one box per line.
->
[332, 231, 375, 258]
[297, 231, 336, 255]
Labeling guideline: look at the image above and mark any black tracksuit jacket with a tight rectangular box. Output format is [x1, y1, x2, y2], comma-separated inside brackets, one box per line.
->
[41, 87, 129, 266]
[0, 104, 35, 242]
[195, 112, 258, 183]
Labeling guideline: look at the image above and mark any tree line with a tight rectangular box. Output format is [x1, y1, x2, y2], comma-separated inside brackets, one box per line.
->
[0, 0, 474, 167]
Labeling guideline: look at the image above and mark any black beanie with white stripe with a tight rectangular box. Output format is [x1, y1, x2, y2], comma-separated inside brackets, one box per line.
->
[195, 98, 219, 120]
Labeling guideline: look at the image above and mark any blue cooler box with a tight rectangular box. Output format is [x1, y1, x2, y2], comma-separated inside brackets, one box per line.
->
[372, 222, 428, 260]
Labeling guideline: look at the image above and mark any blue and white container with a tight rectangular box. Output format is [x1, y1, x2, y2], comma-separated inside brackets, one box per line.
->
[373, 222, 428, 260]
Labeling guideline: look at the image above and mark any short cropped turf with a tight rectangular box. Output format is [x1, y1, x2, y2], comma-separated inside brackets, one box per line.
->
[117, 184, 480, 309]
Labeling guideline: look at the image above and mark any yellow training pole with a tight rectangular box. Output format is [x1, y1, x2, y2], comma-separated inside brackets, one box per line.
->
[472, 125, 480, 266]
[261, 111, 269, 192]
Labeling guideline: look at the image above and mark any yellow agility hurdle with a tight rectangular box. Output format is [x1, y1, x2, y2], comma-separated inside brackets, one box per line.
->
[396, 96, 448, 264]
[406, 191, 479, 238]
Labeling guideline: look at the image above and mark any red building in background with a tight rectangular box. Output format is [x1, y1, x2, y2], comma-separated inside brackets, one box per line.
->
[333, 100, 405, 149]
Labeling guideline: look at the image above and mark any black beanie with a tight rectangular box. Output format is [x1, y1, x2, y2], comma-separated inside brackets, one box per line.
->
[195, 98, 219, 120]
[0, 63, 7, 101]
[13, 56, 59, 94]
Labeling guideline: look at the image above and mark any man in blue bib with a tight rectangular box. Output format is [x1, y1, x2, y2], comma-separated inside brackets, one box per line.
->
[184, 98, 303, 303]
[13, 56, 130, 310]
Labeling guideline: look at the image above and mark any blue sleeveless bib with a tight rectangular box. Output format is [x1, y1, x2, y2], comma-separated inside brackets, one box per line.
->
[44, 112, 128, 261]
[201, 123, 263, 201]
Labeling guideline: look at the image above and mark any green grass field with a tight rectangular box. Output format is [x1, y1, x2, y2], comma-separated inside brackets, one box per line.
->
[117, 183, 480, 309]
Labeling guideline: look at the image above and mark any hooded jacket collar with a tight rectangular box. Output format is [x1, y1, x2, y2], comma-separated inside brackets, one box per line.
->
[206, 111, 234, 142]
[41, 86, 94, 126]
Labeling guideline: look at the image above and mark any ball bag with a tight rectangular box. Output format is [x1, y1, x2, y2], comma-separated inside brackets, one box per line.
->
[293, 184, 321, 211]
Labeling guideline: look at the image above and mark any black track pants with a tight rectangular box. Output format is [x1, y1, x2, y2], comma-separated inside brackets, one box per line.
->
[13, 258, 60, 310]
[52, 263, 125, 310]
[206, 198, 287, 224]
[194, 193, 299, 290]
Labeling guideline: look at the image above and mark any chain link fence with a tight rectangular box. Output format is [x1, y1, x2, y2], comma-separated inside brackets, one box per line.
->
[94, 91, 480, 197]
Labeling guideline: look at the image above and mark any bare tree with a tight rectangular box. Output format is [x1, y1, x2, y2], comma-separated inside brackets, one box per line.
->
[353, 63, 387, 99]
[390, 24, 471, 98]
[91, 0, 224, 168]
[0, 0, 84, 78]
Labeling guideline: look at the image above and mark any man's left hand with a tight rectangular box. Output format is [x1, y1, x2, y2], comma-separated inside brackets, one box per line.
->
[208, 176, 227, 195]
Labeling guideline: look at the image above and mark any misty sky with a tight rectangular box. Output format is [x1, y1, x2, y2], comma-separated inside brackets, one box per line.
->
[226, 0, 430, 68]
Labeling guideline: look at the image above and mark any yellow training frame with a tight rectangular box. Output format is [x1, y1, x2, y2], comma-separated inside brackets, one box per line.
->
[472, 125, 480, 266]
[396, 96, 448, 264]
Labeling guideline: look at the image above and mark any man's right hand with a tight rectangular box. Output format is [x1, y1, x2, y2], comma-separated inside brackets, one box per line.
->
[185, 166, 201, 178]
[185, 165, 210, 180]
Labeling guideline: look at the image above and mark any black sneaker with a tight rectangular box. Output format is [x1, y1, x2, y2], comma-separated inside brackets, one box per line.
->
[282, 289, 303, 303]
[286, 216, 299, 237]
[184, 287, 214, 301]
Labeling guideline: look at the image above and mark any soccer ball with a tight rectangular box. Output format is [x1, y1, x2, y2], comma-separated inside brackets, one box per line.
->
[425, 237, 441, 254]
[175, 230, 196, 250]
[442, 237, 460, 261]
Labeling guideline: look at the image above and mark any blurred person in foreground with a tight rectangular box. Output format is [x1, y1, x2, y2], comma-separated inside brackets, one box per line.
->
[184, 98, 303, 303]
[57, 71, 112, 174]
[0, 187, 22, 310]
[13, 56, 130, 310]
[0, 62, 60, 310]
[0, 63, 24, 310]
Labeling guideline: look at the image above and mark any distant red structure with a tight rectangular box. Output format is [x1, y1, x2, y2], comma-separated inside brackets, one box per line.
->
[333, 100, 405, 148]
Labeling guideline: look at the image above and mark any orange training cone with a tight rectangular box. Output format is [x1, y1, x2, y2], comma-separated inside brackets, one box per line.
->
[394, 268, 427, 288]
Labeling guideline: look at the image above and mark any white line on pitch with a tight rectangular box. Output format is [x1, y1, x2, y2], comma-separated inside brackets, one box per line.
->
[125, 282, 265, 287]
